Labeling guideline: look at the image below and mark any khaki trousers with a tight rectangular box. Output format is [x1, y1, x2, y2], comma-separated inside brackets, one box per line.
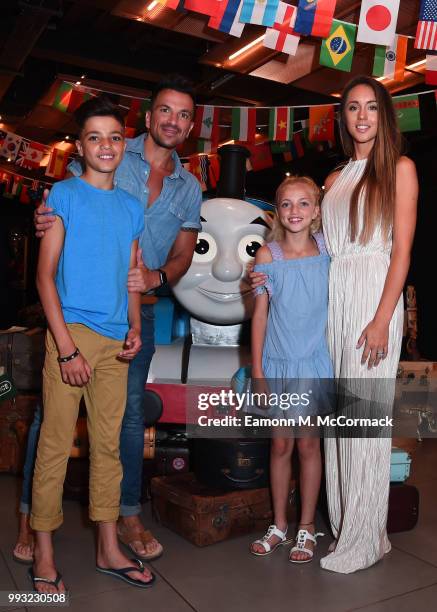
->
[30, 324, 128, 531]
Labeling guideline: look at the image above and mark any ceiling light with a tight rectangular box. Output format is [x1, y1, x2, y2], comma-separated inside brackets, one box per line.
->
[228, 35, 265, 61]
[285, 172, 291, 177]
[75, 80, 81, 85]
[146, 0, 159, 9]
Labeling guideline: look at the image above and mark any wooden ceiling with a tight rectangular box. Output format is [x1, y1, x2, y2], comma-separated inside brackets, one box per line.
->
[0, 0, 429, 146]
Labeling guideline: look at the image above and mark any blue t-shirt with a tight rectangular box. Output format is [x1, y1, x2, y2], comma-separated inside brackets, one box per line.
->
[68, 134, 202, 270]
[48, 177, 144, 341]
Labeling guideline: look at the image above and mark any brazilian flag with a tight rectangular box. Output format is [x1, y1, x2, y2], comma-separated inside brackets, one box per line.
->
[320, 20, 357, 73]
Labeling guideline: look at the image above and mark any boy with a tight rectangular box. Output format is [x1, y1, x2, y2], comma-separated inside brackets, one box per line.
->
[29, 96, 154, 592]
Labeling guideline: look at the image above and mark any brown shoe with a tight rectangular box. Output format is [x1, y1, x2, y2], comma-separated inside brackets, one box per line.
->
[117, 527, 163, 561]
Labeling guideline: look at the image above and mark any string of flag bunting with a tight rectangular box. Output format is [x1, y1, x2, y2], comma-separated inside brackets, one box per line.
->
[1, 85, 436, 192]
[154, 0, 437, 81]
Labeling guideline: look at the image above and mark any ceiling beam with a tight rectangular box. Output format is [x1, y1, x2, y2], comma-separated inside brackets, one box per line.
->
[0, 6, 51, 101]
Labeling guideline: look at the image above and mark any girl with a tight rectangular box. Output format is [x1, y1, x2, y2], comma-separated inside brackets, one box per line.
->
[250, 176, 333, 563]
[321, 75, 418, 573]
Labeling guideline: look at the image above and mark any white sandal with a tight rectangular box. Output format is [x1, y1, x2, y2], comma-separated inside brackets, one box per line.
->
[289, 528, 324, 564]
[250, 524, 293, 556]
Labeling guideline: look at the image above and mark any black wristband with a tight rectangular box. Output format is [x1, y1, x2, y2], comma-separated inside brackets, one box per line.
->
[57, 347, 80, 363]
[158, 269, 168, 287]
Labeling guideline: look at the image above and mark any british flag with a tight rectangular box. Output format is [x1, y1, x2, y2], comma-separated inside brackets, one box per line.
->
[16, 141, 46, 170]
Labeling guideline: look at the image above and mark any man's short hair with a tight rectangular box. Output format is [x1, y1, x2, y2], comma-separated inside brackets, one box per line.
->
[151, 74, 196, 110]
[74, 95, 125, 134]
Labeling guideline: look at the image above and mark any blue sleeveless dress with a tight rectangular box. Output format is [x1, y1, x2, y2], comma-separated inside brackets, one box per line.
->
[253, 233, 333, 415]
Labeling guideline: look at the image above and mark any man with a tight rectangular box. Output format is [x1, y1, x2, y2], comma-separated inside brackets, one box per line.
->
[14, 74, 202, 564]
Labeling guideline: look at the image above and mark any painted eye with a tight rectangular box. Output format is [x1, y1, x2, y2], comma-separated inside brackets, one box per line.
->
[238, 235, 264, 262]
[193, 232, 217, 263]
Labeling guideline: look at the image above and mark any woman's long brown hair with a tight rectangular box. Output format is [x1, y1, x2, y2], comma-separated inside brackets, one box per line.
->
[339, 75, 402, 244]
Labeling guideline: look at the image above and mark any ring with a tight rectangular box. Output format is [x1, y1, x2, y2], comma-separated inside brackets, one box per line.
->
[376, 351, 384, 357]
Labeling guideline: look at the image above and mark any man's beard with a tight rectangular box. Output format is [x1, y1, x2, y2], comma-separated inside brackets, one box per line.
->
[149, 127, 182, 150]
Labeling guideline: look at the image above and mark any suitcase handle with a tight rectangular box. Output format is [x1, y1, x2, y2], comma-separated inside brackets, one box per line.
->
[221, 469, 264, 484]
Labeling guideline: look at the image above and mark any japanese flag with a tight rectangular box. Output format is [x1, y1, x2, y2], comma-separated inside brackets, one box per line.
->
[357, 0, 400, 46]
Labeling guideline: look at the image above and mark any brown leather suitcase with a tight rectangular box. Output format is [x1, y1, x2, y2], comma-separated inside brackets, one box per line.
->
[151, 472, 296, 547]
[387, 483, 419, 533]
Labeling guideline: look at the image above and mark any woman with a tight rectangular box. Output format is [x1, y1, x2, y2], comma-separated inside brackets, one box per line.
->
[320, 75, 418, 573]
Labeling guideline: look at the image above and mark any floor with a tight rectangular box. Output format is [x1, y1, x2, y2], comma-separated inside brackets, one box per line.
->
[1, 440, 436, 612]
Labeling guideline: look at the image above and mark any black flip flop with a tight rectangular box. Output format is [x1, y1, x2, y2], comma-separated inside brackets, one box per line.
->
[28, 567, 64, 592]
[96, 558, 156, 588]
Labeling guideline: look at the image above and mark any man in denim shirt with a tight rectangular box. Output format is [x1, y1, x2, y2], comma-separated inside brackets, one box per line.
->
[14, 75, 201, 565]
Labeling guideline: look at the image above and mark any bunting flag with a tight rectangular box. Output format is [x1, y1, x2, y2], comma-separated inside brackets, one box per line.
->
[192, 105, 220, 143]
[208, 0, 245, 37]
[309, 105, 335, 142]
[16, 141, 46, 170]
[294, 0, 337, 38]
[268, 107, 294, 141]
[415, 0, 437, 51]
[394, 95, 421, 132]
[183, 0, 218, 16]
[126, 99, 150, 131]
[373, 34, 408, 81]
[263, 2, 300, 55]
[208, 154, 220, 188]
[425, 53, 437, 85]
[67, 90, 93, 113]
[45, 148, 70, 179]
[197, 139, 213, 153]
[357, 0, 400, 46]
[270, 132, 305, 161]
[231, 107, 257, 141]
[0, 133, 23, 161]
[246, 142, 274, 171]
[189, 155, 207, 191]
[158, 0, 183, 8]
[320, 20, 356, 72]
[53, 82, 73, 112]
[239, 0, 280, 27]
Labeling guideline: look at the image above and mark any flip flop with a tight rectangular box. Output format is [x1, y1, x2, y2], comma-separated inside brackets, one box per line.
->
[117, 527, 163, 561]
[96, 558, 156, 588]
[28, 567, 64, 592]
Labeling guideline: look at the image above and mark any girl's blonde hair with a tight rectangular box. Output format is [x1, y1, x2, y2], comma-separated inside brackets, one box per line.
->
[269, 175, 322, 242]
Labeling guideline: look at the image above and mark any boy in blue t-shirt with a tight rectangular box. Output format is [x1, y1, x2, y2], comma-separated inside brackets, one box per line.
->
[29, 97, 155, 591]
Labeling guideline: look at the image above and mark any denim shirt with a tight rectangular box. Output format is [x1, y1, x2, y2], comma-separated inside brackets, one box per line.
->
[68, 133, 202, 270]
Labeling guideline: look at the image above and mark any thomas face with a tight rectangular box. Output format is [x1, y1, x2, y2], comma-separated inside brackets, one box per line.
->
[173, 198, 271, 325]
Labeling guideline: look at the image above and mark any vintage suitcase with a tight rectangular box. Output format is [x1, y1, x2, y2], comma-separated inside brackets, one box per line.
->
[151, 472, 296, 547]
[0, 328, 45, 391]
[0, 394, 40, 473]
[192, 438, 270, 490]
[142, 428, 190, 501]
[390, 447, 412, 483]
[387, 483, 419, 533]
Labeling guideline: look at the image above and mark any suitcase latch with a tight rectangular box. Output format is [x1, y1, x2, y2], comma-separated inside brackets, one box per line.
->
[212, 504, 229, 528]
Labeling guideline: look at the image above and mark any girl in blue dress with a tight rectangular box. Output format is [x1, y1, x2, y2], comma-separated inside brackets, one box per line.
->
[250, 175, 333, 563]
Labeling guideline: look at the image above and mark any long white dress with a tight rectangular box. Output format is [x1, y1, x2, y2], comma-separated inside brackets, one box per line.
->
[321, 159, 403, 574]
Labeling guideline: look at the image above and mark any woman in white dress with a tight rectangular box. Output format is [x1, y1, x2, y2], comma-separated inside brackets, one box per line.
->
[321, 75, 418, 573]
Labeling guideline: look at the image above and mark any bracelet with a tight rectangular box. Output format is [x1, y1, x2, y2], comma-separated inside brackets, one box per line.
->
[57, 347, 80, 363]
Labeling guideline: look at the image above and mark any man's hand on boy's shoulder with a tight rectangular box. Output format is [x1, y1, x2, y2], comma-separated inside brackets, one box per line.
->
[60, 353, 92, 387]
[118, 328, 142, 361]
[34, 188, 56, 238]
